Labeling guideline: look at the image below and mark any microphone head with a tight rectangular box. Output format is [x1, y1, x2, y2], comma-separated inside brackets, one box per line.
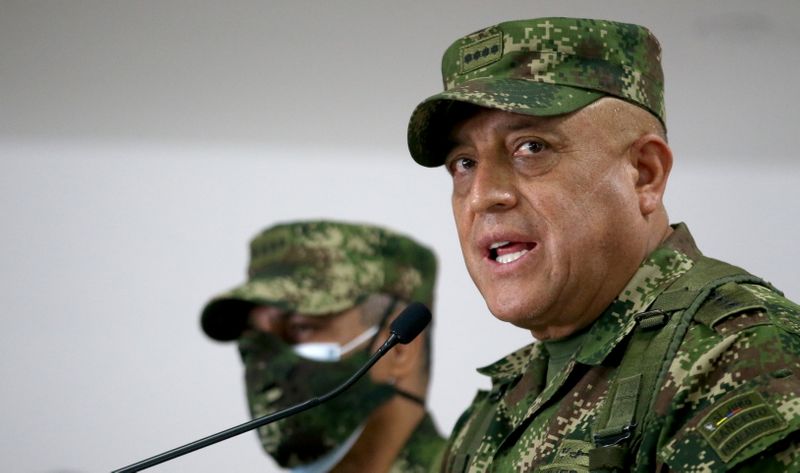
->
[390, 302, 432, 344]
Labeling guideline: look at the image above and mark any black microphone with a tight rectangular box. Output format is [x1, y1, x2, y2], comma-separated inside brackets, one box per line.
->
[390, 302, 431, 344]
[111, 302, 432, 473]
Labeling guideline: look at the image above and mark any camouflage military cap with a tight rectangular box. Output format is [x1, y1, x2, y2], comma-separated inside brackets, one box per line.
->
[407, 17, 665, 167]
[201, 220, 437, 341]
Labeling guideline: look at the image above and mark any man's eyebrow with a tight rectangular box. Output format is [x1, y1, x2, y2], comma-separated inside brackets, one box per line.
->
[445, 115, 562, 155]
[500, 116, 554, 132]
[290, 312, 334, 323]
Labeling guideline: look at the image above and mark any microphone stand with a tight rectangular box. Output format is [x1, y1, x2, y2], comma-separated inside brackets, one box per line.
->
[111, 333, 400, 473]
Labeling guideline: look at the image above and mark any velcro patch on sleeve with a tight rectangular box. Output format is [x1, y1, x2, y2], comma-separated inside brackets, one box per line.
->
[538, 439, 591, 472]
[698, 390, 787, 462]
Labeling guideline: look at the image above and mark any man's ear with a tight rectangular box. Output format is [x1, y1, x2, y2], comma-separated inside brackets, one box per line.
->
[382, 327, 425, 381]
[630, 134, 673, 216]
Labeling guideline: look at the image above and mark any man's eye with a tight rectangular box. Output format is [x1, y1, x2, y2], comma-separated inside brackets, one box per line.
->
[287, 322, 317, 342]
[447, 157, 476, 175]
[517, 140, 546, 155]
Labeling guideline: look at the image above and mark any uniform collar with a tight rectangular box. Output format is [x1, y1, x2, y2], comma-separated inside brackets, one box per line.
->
[477, 223, 701, 383]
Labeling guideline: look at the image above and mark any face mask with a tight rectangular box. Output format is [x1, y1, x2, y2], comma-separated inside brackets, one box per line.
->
[289, 423, 365, 473]
[238, 330, 396, 468]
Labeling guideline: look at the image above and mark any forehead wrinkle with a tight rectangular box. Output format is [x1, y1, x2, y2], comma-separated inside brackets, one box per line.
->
[499, 114, 561, 133]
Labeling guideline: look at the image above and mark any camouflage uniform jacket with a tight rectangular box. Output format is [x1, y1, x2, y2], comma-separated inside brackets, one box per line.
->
[440, 224, 800, 472]
[391, 412, 446, 473]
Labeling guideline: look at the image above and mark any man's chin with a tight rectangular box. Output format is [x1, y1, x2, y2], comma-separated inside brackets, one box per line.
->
[487, 301, 540, 331]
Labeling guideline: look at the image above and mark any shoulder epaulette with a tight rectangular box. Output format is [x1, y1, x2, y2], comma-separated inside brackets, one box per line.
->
[693, 281, 768, 334]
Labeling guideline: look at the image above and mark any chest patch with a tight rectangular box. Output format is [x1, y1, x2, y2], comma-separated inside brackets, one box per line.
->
[698, 390, 787, 462]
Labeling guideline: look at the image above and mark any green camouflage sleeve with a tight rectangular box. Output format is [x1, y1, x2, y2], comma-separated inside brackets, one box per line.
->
[437, 391, 485, 471]
[729, 438, 800, 472]
[649, 284, 800, 471]
[390, 413, 447, 473]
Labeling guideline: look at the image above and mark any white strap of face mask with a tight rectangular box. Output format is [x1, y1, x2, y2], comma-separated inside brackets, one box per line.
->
[339, 325, 379, 356]
[290, 423, 366, 473]
[292, 325, 379, 362]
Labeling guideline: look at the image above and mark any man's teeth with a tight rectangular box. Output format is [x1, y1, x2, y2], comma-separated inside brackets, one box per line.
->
[489, 241, 510, 250]
[496, 249, 528, 264]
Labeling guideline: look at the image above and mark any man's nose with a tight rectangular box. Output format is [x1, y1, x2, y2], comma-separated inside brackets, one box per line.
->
[249, 306, 287, 335]
[468, 158, 517, 213]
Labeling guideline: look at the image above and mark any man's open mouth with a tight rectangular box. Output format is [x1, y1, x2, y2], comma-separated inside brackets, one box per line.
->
[488, 241, 537, 264]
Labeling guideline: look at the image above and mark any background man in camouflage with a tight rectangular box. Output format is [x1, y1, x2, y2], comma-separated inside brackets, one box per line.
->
[200, 220, 445, 472]
[406, 17, 800, 472]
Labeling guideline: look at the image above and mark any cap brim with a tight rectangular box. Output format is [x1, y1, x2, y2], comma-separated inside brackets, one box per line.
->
[200, 278, 361, 341]
[201, 298, 258, 341]
[407, 78, 604, 167]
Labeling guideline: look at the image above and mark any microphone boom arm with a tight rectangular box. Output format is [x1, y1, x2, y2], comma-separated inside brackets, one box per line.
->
[111, 301, 431, 472]
[111, 333, 400, 473]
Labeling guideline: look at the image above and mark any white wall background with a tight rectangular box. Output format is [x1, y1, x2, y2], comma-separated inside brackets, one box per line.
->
[1, 1, 798, 472]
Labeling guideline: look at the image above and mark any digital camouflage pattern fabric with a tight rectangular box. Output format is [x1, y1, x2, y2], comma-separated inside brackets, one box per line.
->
[201, 220, 437, 341]
[439, 224, 800, 472]
[390, 414, 447, 473]
[408, 17, 665, 167]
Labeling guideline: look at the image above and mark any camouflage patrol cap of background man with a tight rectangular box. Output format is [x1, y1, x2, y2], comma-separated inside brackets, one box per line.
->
[201, 220, 437, 341]
[407, 17, 665, 167]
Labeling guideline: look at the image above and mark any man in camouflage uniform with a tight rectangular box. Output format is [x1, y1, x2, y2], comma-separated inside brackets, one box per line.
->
[406, 17, 800, 472]
[201, 220, 445, 472]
